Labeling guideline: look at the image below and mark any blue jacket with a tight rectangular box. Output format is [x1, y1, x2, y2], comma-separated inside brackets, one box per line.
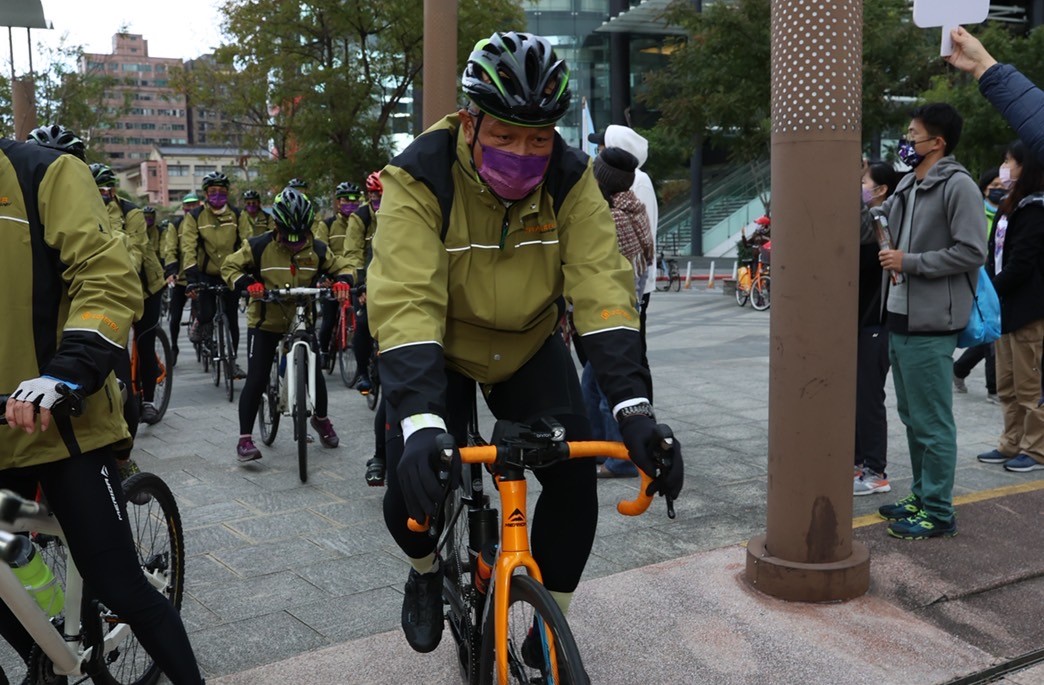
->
[980, 63, 1044, 164]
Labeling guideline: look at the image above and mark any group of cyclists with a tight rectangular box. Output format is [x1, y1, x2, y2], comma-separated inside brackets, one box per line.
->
[0, 29, 684, 684]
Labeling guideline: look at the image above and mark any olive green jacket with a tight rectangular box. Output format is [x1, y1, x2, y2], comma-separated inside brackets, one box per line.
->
[247, 209, 273, 237]
[369, 114, 650, 419]
[221, 232, 353, 333]
[325, 214, 350, 257]
[345, 204, 377, 280]
[161, 215, 187, 285]
[180, 204, 251, 280]
[0, 140, 142, 467]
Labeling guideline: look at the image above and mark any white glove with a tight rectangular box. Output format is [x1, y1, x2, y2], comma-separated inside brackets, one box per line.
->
[10, 376, 80, 410]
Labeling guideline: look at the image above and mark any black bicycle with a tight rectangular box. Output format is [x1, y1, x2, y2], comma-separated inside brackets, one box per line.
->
[192, 283, 237, 403]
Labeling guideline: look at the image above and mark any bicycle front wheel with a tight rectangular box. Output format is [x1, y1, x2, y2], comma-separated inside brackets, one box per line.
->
[366, 352, 380, 411]
[670, 273, 681, 292]
[222, 316, 235, 403]
[338, 314, 357, 388]
[93, 472, 185, 685]
[294, 345, 309, 483]
[259, 360, 280, 446]
[751, 275, 771, 311]
[478, 575, 587, 685]
[210, 324, 220, 387]
[735, 283, 749, 306]
[152, 328, 173, 421]
[440, 471, 486, 685]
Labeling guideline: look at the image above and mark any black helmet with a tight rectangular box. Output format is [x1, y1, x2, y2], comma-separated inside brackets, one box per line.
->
[271, 187, 315, 242]
[143, 205, 156, 214]
[462, 32, 571, 127]
[288, 177, 308, 189]
[27, 124, 86, 161]
[335, 181, 361, 198]
[242, 189, 261, 201]
[89, 163, 117, 187]
[201, 171, 230, 190]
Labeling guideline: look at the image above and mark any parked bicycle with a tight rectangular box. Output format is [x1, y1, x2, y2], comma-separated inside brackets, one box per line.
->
[0, 397, 185, 685]
[656, 253, 680, 292]
[735, 243, 771, 311]
[411, 412, 676, 684]
[256, 286, 332, 483]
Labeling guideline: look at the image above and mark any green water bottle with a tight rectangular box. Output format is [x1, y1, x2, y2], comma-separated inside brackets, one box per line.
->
[10, 538, 64, 618]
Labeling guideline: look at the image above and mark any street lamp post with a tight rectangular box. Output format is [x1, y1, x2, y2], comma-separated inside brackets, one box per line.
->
[744, 0, 871, 602]
[422, 0, 458, 130]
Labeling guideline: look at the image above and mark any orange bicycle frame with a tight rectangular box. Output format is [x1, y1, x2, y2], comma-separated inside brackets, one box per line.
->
[409, 440, 654, 684]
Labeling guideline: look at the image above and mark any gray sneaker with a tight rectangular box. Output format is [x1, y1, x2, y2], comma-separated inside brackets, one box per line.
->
[953, 374, 968, 393]
[853, 468, 891, 496]
[987, 393, 1000, 405]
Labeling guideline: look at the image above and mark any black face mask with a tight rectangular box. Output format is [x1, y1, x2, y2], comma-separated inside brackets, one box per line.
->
[987, 188, 1006, 205]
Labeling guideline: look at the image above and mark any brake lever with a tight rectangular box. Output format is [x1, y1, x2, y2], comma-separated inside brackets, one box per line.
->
[654, 426, 676, 520]
[425, 433, 458, 540]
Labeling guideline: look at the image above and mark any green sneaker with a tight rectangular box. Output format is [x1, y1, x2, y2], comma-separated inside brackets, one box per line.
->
[887, 510, 957, 540]
[877, 493, 921, 521]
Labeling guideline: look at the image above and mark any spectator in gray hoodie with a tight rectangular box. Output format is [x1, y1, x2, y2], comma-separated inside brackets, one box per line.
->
[864, 103, 987, 541]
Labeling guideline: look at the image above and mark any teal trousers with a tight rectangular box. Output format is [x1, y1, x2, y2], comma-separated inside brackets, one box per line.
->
[888, 332, 959, 522]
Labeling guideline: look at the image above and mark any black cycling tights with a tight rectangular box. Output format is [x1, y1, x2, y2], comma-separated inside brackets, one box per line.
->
[0, 447, 203, 684]
[383, 334, 597, 593]
[134, 290, 163, 402]
[239, 327, 328, 435]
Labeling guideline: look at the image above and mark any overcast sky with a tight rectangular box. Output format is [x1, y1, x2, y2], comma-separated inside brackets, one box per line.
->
[7, 0, 225, 73]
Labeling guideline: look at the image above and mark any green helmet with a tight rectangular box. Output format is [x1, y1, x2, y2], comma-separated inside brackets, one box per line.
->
[461, 32, 571, 127]
[88, 163, 117, 188]
[182, 193, 200, 205]
[271, 187, 315, 244]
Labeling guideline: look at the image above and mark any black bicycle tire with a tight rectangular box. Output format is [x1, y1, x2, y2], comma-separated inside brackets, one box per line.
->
[152, 328, 173, 421]
[671, 274, 681, 292]
[222, 315, 235, 403]
[259, 360, 279, 446]
[477, 575, 587, 685]
[338, 311, 357, 388]
[751, 275, 771, 311]
[294, 344, 309, 483]
[439, 472, 485, 685]
[92, 471, 185, 685]
[210, 321, 221, 387]
[366, 352, 379, 411]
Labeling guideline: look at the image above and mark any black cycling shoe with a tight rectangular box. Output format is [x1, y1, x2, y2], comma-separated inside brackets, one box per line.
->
[365, 456, 386, 487]
[401, 564, 444, 653]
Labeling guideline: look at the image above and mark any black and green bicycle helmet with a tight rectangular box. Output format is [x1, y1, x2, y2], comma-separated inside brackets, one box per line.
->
[461, 32, 571, 127]
[271, 187, 315, 244]
[89, 163, 117, 187]
[242, 189, 261, 201]
[335, 181, 361, 199]
[27, 124, 87, 161]
[201, 171, 230, 190]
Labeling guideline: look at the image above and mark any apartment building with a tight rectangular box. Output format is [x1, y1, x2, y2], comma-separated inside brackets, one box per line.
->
[80, 33, 189, 164]
[117, 145, 265, 207]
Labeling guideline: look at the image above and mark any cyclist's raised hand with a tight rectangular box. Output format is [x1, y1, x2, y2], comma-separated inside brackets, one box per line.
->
[617, 409, 683, 500]
[398, 427, 460, 524]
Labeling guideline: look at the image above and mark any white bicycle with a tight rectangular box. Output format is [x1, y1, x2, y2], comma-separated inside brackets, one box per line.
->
[256, 286, 333, 484]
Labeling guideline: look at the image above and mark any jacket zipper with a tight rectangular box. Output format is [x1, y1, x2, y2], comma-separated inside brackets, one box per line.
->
[499, 210, 510, 250]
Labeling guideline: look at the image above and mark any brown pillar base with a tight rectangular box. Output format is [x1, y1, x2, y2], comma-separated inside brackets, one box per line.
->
[745, 534, 870, 602]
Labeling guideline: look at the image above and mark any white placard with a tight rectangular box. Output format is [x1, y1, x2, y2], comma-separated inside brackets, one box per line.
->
[913, 0, 990, 56]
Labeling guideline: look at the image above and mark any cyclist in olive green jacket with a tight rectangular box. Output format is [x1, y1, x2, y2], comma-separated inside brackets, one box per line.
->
[178, 171, 251, 376]
[137, 205, 167, 425]
[0, 137, 204, 685]
[243, 189, 273, 237]
[369, 32, 684, 656]
[221, 188, 354, 463]
[318, 181, 364, 360]
[162, 193, 202, 364]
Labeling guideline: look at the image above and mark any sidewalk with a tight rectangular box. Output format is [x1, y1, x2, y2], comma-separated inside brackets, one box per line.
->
[3, 286, 1036, 683]
[211, 483, 1044, 685]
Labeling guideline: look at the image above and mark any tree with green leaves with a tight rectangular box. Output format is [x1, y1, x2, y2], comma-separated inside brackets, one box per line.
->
[643, 0, 943, 188]
[173, 0, 524, 196]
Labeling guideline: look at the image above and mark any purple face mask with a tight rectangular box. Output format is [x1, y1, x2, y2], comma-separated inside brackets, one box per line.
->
[339, 201, 360, 216]
[207, 190, 228, 210]
[245, 204, 260, 216]
[371, 198, 381, 212]
[478, 144, 549, 201]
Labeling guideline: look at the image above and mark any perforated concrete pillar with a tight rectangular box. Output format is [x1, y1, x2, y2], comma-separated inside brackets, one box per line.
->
[744, 0, 870, 602]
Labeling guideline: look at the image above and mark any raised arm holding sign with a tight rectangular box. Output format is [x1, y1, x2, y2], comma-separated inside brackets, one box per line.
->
[913, 0, 989, 56]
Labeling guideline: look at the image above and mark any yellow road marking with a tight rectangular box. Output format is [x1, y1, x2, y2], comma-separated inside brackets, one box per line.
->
[853, 478, 1044, 529]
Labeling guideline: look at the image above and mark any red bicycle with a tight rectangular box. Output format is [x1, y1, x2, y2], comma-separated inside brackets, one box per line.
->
[329, 297, 359, 389]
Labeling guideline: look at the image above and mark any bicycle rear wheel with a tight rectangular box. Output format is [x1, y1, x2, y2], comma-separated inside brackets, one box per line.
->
[210, 323, 221, 387]
[259, 360, 280, 446]
[222, 315, 235, 403]
[751, 275, 771, 311]
[294, 345, 309, 483]
[338, 310, 357, 388]
[92, 472, 185, 685]
[366, 351, 379, 411]
[478, 575, 587, 685]
[151, 329, 173, 421]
